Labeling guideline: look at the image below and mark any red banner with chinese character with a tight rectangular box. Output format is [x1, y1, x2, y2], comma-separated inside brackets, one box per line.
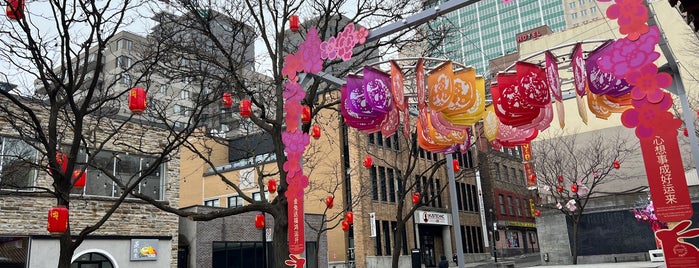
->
[524, 162, 536, 189]
[639, 133, 692, 222]
[522, 143, 532, 162]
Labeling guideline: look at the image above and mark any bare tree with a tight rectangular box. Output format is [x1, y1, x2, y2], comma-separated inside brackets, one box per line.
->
[532, 129, 638, 264]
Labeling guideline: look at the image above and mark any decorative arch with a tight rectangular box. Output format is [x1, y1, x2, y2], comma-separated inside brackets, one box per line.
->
[71, 248, 119, 268]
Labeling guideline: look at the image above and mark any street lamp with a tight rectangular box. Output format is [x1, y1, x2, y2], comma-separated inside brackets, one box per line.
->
[489, 208, 498, 263]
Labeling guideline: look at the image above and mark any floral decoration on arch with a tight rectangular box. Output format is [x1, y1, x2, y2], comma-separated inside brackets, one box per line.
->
[605, 0, 649, 41]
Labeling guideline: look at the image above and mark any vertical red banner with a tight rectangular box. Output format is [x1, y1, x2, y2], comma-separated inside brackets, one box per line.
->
[522, 143, 532, 161]
[522, 143, 536, 189]
[639, 133, 692, 222]
[288, 196, 305, 254]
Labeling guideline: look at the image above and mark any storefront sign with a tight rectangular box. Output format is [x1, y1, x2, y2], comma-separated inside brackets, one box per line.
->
[369, 213, 376, 237]
[507, 221, 536, 228]
[130, 239, 158, 261]
[415, 210, 450, 225]
[516, 31, 541, 43]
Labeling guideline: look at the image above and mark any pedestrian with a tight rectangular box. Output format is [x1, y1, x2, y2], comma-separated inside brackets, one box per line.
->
[439, 255, 449, 268]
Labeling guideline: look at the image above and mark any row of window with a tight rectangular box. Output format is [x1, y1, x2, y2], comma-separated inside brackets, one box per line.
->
[497, 194, 532, 217]
[374, 220, 409, 256]
[568, 0, 599, 9]
[570, 7, 598, 19]
[368, 132, 399, 151]
[370, 166, 400, 203]
[456, 182, 479, 213]
[494, 163, 525, 185]
[204, 191, 269, 207]
[415, 175, 443, 208]
[460, 225, 485, 253]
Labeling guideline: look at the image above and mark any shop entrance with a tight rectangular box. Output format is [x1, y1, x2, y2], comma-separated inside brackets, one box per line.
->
[419, 225, 445, 268]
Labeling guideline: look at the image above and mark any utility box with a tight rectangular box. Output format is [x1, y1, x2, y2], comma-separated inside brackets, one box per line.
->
[411, 248, 421, 268]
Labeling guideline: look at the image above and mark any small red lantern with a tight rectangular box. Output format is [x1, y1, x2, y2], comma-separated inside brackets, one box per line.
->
[267, 180, 277, 193]
[325, 196, 334, 209]
[345, 211, 354, 223]
[412, 192, 420, 205]
[613, 160, 620, 169]
[341, 220, 350, 231]
[534, 209, 541, 217]
[556, 184, 563, 193]
[571, 184, 578, 193]
[240, 99, 252, 117]
[47, 206, 68, 235]
[557, 175, 564, 182]
[255, 213, 265, 229]
[529, 173, 537, 182]
[363, 155, 373, 168]
[222, 93, 233, 108]
[301, 105, 311, 123]
[311, 125, 321, 139]
[684, 127, 689, 137]
[72, 170, 86, 188]
[55, 152, 68, 174]
[289, 15, 300, 32]
[128, 87, 147, 114]
[452, 159, 460, 172]
[6, 0, 23, 20]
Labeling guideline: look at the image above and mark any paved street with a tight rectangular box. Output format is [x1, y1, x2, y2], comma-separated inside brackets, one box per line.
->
[457, 253, 667, 268]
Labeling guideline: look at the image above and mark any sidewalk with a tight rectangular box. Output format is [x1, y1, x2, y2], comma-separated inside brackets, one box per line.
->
[522, 262, 666, 268]
[451, 252, 667, 268]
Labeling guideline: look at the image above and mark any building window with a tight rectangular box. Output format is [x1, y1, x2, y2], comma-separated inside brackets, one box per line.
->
[375, 219, 382, 255]
[116, 56, 132, 69]
[507, 196, 515, 216]
[80, 150, 164, 200]
[181, 90, 190, 100]
[252, 191, 269, 201]
[379, 167, 387, 202]
[228, 196, 243, 208]
[0, 136, 37, 189]
[159, 84, 168, 94]
[569, 2, 576, 9]
[581, 9, 587, 16]
[370, 166, 378, 201]
[515, 198, 522, 216]
[387, 168, 396, 202]
[204, 198, 220, 207]
[498, 194, 506, 215]
[590, 6, 597, 13]
[116, 38, 133, 51]
[116, 73, 131, 86]
[571, 13, 578, 19]
[382, 221, 391, 256]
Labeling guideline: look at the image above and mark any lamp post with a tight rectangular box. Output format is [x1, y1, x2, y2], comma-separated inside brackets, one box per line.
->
[489, 208, 498, 263]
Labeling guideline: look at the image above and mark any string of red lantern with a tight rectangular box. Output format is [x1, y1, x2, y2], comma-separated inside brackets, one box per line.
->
[325, 196, 334, 209]
[47, 206, 68, 235]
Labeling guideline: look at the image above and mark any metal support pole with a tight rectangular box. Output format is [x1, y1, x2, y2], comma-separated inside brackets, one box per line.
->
[445, 154, 465, 268]
[489, 208, 498, 263]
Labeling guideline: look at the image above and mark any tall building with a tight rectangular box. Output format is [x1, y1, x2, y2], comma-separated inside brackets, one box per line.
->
[425, 0, 566, 77]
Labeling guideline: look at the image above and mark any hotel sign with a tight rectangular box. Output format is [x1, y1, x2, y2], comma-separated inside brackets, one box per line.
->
[415, 210, 451, 226]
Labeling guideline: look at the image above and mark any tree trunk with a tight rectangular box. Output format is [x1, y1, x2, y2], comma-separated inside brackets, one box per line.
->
[58, 235, 74, 268]
[272, 205, 290, 268]
[571, 221, 579, 265]
[391, 221, 405, 268]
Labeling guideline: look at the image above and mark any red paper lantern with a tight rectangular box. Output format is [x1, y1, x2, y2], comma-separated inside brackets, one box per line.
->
[452, 159, 460, 172]
[311, 125, 321, 139]
[222, 93, 233, 108]
[6, 0, 23, 20]
[255, 213, 265, 229]
[684, 127, 689, 137]
[341, 220, 350, 231]
[557, 175, 564, 182]
[56, 152, 68, 174]
[47, 206, 68, 235]
[267, 180, 277, 193]
[301, 105, 311, 123]
[325, 196, 334, 209]
[529, 173, 537, 182]
[128, 87, 147, 114]
[412, 192, 420, 205]
[289, 15, 299, 32]
[556, 184, 563, 193]
[571, 184, 578, 193]
[240, 99, 252, 117]
[363, 155, 373, 168]
[345, 211, 354, 224]
[613, 160, 620, 169]
[72, 170, 86, 188]
[534, 209, 541, 217]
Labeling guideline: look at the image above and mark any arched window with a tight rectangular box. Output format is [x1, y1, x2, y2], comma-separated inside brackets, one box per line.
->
[71, 252, 114, 268]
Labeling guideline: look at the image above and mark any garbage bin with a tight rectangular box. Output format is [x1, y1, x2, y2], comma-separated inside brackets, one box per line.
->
[411, 248, 421, 268]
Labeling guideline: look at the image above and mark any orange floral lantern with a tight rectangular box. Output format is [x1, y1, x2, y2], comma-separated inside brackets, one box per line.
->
[128, 87, 147, 114]
[289, 15, 300, 32]
[255, 213, 265, 229]
[325, 196, 334, 209]
[72, 170, 86, 188]
[452, 159, 460, 172]
[341, 220, 350, 231]
[363, 156, 372, 168]
[267, 180, 277, 193]
[301, 105, 311, 123]
[222, 93, 233, 108]
[47, 206, 68, 235]
[412, 192, 420, 205]
[240, 99, 252, 117]
[6, 0, 23, 20]
[311, 125, 321, 139]
[345, 211, 354, 224]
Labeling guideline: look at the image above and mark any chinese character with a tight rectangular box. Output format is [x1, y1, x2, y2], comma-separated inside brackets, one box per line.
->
[665, 194, 677, 204]
[661, 173, 673, 185]
[656, 154, 668, 165]
[653, 136, 665, 145]
[659, 164, 671, 175]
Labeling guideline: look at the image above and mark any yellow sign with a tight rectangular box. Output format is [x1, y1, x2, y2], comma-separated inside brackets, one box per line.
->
[508, 221, 536, 228]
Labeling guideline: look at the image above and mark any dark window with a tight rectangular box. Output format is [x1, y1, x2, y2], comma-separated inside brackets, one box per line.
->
[421, 176, 429, 204]
[371, 166, 378, 201]
[379, 167, 387, 202]
[228, 196, 243, 208]
[368, 133, 375, 144]
[460, 183, 468, 211]
[429, 178, 436, 207]
[508, 196, 515, 216]
[475, 226, 484, 253]
[375, 220, 382, 255]
[382, 221, 391, 255]
[0, 236, 29, 267]
[377, 132, 384, 146]
[499, 194, 506, 215]
[388, 168, 396, 202]
[435, 179, 442, 208]
[470, 185, 479, 212]
[212, 241, 269, 268]
[515, 198, 522, 216]
[397, 171, 404, 197]
[456, 182, 464, 210]
[0, 137, 37, 190]
[72, 252, 114, 268]
[392, 136, 400, 150]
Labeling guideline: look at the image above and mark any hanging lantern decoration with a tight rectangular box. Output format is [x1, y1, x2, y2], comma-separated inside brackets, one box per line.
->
[345, 211, 354, 224]
[529, 173, 537, 182]
[56, 152, 68, 174]
[289, 15, 300, 32]
[325, 196, 334, 209]
[557, 175, 564, 182]
[571, 184, 578, 193]
[222, 93, 233, 108]
[363, 155, 373, 168]
[240, 99, 252, 117]
[556, 184, 564, 193]
[267, 180, 277, 193]
[452, 159, 460, 172]
[47, 206, 69, 235]
[128, 87, 147, 114]
[301, 105, 311, 123]
[341, 220, 350, 231]
[72, 170, 86, 188]
[613, 160, 620, 169]
[412, 192, 420, 205]
[684, 127, 689, 137]
[255, 213, 265, 229]
[311, 125, 321, 139]
[534, 209, 541, 217]
[6, 0, 24, 20]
